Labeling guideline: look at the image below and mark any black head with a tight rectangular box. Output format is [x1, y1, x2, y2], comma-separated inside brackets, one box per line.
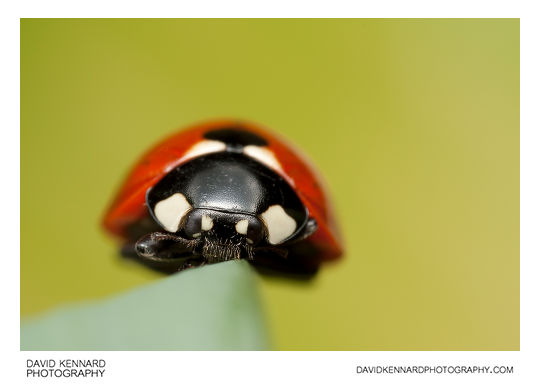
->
[143, 151, 309, 263]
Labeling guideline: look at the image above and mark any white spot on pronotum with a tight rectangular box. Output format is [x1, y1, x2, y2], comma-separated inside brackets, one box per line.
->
[243, 145, 283, 172]
[201, 215, 214, 231]
[183, 140, 227, 160]
[192, 233, 201, 238]
[260, 205, 297, 245]
[235, 219, 249, 235]
[154, 193, 191, 233]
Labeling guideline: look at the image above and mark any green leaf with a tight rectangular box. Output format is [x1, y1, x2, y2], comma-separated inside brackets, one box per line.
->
[21, 260, 269, 350]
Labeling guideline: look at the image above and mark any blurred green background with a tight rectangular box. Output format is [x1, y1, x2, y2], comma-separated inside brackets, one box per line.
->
[21, 19, 519, 350]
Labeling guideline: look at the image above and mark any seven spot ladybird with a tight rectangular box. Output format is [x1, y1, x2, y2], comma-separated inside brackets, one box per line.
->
[102, 120, 342, 277]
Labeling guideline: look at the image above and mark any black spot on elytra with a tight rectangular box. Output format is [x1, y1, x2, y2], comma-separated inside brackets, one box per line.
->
[204, 128, 268, 147]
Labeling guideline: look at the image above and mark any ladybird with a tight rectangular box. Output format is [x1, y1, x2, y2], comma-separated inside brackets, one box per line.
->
[102, 120, 342, 277]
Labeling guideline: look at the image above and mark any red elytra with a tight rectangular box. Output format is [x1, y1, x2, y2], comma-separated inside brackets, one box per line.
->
[102, 120, 342, 262]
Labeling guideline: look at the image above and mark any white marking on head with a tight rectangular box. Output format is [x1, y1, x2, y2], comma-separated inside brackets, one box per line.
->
[154, 193, 191, 233]
[183, 140, 227, 161]
[260, 205, 297, 245]
[243, 145, 283, 172]
[235, 219, 249, 235]
[201, 215, 214, 231]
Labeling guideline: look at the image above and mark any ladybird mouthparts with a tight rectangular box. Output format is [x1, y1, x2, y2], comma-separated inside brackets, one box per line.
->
[200, 240, 246, 263]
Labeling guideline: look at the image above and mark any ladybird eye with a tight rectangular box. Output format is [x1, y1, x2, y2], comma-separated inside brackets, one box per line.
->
[259, 205, 297, 245]
[182, 210, 201, 238]
[183, 211, 214, 239]
[235, 217, 264, 245]
[153, 193, 192, 233]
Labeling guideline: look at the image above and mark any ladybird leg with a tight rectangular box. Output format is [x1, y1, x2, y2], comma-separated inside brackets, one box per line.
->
[135, 232, 196, 260]
[126, 232, 203, 274]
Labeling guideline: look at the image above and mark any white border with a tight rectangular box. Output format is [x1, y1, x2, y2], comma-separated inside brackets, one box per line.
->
[7, 0, 525, 18]
[4, 1, 537, 383]
[18, 351, 523, 383]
